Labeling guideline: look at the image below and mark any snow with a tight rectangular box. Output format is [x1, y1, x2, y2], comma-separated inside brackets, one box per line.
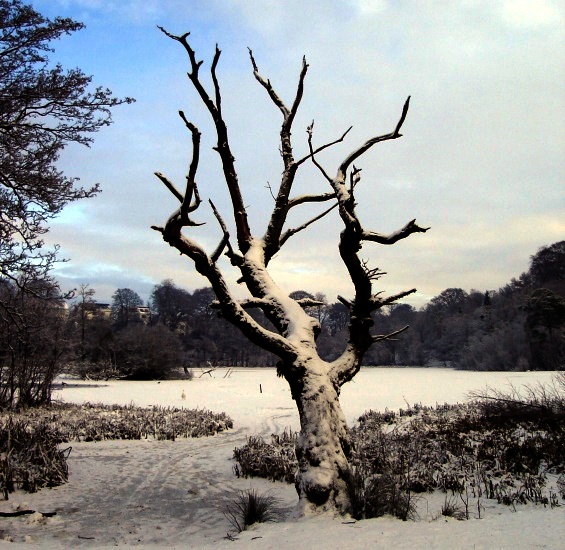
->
[1, 367, 563, 548]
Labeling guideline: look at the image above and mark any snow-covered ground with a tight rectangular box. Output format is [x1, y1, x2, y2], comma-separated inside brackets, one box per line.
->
[1, 367, 563, 548]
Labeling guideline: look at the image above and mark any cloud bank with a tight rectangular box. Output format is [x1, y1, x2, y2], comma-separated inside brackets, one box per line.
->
[31, 0, 564, 306]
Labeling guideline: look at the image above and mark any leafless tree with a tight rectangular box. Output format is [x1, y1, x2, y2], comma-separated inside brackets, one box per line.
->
[0, 276, 68, 407]
[153, 29, 429, 514]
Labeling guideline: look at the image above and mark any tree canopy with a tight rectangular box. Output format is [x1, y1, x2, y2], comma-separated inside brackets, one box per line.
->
[111, 288, 144, 328]
[0, 0, 133, 293]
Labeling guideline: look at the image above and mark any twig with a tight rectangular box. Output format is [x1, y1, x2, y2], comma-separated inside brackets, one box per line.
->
[0, 510, 56, 517]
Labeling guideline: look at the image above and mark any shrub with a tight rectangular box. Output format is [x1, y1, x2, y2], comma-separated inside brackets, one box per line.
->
[233, 429, 297, 483]
[233, 376, 565, 518]
[441, 495, 467, 520]
[223, 489, 279, 533]
[0, 419, 70, 498]
[470, 375, 565, 430]
[347, 466, 418, 521]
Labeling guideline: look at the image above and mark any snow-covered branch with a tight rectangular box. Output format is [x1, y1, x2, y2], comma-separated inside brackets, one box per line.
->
[280, 203, 338, 247]
[363, 219, 430, 245]
[338, 96, 411, 178]
[159, 27, 252, 252]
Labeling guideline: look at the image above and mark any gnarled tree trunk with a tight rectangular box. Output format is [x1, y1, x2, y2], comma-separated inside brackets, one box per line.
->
[153, 28, 429, 515]
[285, 362, 351, 513]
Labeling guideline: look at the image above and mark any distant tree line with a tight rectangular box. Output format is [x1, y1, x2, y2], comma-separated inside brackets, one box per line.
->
[68, 283, 277, 380]
[358, 241, 564, 370]
[72, 240, 564, 377]
[0, 241, 563, 406]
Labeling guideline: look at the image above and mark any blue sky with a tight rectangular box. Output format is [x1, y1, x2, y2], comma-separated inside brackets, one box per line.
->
[31, 0, 564, 307]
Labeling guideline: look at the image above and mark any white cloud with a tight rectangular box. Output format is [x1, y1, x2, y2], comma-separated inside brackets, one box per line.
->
[500, 0, 562, 28]
[30, 0, 565, 306]
[351, 0, 388, 16]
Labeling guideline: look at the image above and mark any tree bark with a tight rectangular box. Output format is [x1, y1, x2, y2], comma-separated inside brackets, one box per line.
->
[283, 360, 352, 514]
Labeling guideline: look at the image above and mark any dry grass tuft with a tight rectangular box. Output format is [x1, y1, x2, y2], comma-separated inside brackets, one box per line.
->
[223, 489, 280, 533]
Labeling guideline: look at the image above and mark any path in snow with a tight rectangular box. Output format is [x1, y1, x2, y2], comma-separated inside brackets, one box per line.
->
[2, 432, 295, 546]
[3, 371, 300, 546]
[1, 368, 562, 547]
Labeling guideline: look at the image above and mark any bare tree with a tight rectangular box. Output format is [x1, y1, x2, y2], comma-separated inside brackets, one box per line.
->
[74, 283, 96, 360]
[153, 29, 429, 514]
[0, 276, 68, 407]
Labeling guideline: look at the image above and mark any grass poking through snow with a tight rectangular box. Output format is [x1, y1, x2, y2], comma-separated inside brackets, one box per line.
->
[223, 489, 280, 534]
[233, 375, 565, 519]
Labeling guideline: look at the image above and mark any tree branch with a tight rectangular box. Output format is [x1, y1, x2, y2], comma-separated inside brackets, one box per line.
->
[371, 325, 409, 343]
[178, 110, 201, 213]
[249, 51, 314, 266]
[212, 297, 272, 311]
[338, 96, 410, 177]
[156, 211, 296, 361]
[209, 199, 241, 264]
[288, 191, 336, 208]
[248, 48, 290, 118]
[211, 45, 222, 116]
[154, 172, 183, 203]
[369, 288, 417, 311]
[306, 122, 333, 184]
[286, 56, 308, 131]
[296, 298, 325, 308]
[337, 295, 353, 309]
[363, 219, 430, 245]
[159, 27, 252, 252]
[280, 203, 338, 247]
[296, 125, 352, 167]
[323, 96, 427, 386]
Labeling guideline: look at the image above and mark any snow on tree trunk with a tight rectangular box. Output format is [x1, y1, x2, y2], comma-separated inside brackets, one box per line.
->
[287, 363, 352, 514]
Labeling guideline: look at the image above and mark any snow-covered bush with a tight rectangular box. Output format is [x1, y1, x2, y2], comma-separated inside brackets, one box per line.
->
[233, 383, 565, 518]
[2, 403, 233, 443]
[233, 429, 297, 483]
[0, 419, 70, 497]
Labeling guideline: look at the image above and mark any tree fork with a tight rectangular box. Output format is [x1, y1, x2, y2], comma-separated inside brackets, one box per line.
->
[154, 29, 429, 515]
